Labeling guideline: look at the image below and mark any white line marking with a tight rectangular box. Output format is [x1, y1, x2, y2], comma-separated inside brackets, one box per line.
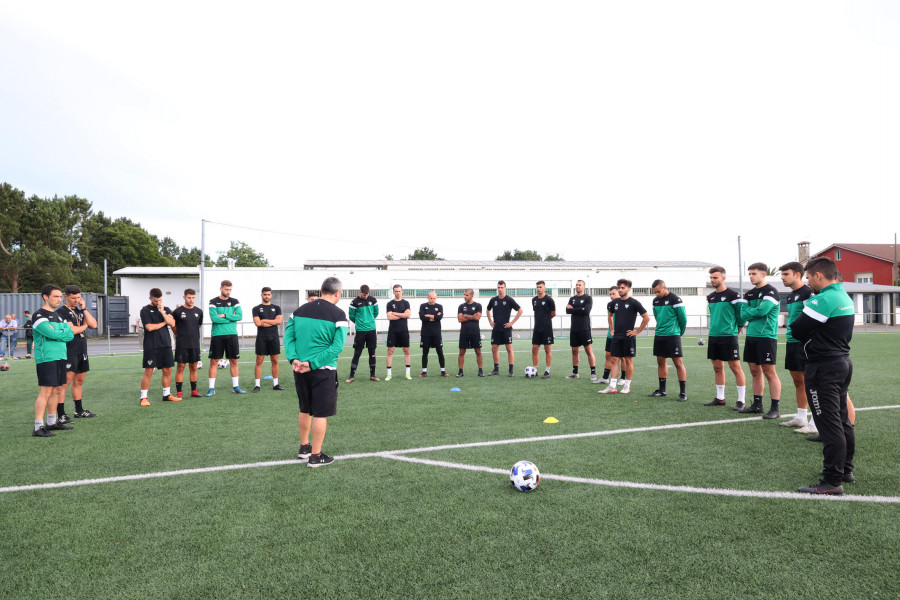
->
[3, 405, 897, 495]
[383, 454, 900, 504]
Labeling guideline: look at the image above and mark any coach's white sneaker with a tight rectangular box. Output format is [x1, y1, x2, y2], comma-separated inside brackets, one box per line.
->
[598, 386, 618, 394]
[617, 379, 626, 386]
[620, 384, 631, 394]
[780, 416, 808, 427]
[795, 423, 818, 434]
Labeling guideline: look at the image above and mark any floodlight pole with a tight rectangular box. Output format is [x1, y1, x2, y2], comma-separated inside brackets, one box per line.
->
[737, 236, 743, 296]
[201, 219, 206, 348]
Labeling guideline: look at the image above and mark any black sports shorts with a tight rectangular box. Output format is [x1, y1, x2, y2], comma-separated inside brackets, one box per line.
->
[37, 360, 67, 387]
[743, 337, 777, 365]
[707, 336, 740, 362]
[652, 336, 683, 358]
[209, 335, 240, 360]
[295, 368, 338, 418]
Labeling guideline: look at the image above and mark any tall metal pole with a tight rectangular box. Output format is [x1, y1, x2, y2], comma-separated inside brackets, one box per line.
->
[737, 236, 744, 296]
[104, 259, 110, 355]
[200, 219, 206, 349]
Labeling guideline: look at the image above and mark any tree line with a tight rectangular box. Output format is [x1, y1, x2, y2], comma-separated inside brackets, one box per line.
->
[0, 182, 269, 294]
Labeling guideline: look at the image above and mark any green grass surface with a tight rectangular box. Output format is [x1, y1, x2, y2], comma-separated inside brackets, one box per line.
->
[2, 334, 899, 599]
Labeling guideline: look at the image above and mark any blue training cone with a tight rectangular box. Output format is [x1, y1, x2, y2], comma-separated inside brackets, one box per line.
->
[450, 387, 462, 392]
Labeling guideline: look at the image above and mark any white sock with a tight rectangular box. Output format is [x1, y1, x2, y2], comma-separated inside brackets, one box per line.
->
[273, 378, 278, 386]
[232, 377, 239, 387]
[255, 379, 261, 387]
[797, 407, 808, 420]
[716, 385, 725, 400]
[737, 386, 746, 402]
[140, 389, 148, 399]
[609, 378, 617, 388]
[545, 366, 550, 373]
[386, 367, 392, 376]
[35, 419, 44, 431]
[405, 366, 410, 375]
[162, 387, 170, 397]
[423, 367, 428, 373]
[208, 378, 216, 389]
[623, 379, 631, 388]
[47, 414, 57, 426]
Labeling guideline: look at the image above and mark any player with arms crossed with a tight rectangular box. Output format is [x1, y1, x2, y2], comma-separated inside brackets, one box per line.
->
[565, 280, 597, 380]
[530, 281, 556, 379]
[599, 279, 649, 395]
[739, 263, 782, 417]
[139, 288, 181, 406]
[703, 267, 748, 408]
[56, 285, 98, 421]
[31, 285, 75, 436]
[457, 288, 485, 377]
[252, 287, 285, 392]
[779, 262, 816, 432]
[486, 280, 523, 377]
[385, 284, 412, 380]
[648, 280, 688, 401]
[284, 277, 349, 468]
[206, 280, 246, 396]
[418, 291, 449, 377]
[346, 285, 380, 383]
[172, 288, 203, 398]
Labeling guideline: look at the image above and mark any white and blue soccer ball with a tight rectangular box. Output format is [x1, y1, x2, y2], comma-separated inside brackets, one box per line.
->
[510, 460, 541, 492]
[524, 366, 537, 378]
[697, 338, 705, 346]
[217, 359, 229, 369]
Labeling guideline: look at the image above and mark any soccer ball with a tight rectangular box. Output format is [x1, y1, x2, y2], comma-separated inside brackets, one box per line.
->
[196, 360, 202, 368]
[217, 359, 228, 369]
[0, 362, 9, 372]
[524, 366, 537, 378]
[697, 338, 705, 346]
[510, 461, 540, 492]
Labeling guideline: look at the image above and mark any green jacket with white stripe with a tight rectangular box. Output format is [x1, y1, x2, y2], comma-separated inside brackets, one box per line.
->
[284, 299, 349, 370]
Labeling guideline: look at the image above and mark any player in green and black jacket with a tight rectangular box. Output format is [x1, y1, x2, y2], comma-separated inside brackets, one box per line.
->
[31, 285, 75, 437]
[739, 263, 782, 417]
[206, 280, 246, 396]
[284, 277, 350, 468]
[346, 284, 380, 382]
[790, 257, 855, 496]
[648, 280, 688, 401]
[704, 266, 748, 408]
[779, 262, 816, 431]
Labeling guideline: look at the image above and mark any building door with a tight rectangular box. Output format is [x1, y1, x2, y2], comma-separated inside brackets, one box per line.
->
[862, 294, 883, 324]
[272, 290, 300, 336]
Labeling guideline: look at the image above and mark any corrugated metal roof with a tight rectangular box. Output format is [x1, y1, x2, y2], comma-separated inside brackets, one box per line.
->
[302, 259, 718, 268]
[113, 267, 200, 275]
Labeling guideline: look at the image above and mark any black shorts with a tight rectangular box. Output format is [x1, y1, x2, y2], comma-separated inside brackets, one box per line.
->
[255, 337, 281, 356]
[532, 328, 554, 346]
[209, 335, 240, 360]
[420, 334, 443, 350]
[143, 347, 175, 370]
[174, 347, 201, 365]
[707, 336, 740, 362]
[386, 331, 410, 348]
[605, 337, 612, 353]
[66, 351, 90, 374]
[36, 360, 67, 387]
[459, 333, 482, 350]
[353, 330, 378, 351]
[785, 342, 806, 372]
[653, 336, 683, 358]
[609, 337, 637, 358]
[294, 369, 338, 418]
[743, 337, 777, 365]
[491, 328, 513, 346]
[570, 330, 593, 348]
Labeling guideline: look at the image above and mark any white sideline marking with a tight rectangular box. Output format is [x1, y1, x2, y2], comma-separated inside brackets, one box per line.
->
[383, 454, 900, 504]
[3, 405, 898, 496]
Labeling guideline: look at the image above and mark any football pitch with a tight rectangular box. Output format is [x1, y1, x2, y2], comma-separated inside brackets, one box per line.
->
[2, 333, 898, 599]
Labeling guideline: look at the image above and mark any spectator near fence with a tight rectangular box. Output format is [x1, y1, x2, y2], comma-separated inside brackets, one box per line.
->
[1, 314, 18, 358]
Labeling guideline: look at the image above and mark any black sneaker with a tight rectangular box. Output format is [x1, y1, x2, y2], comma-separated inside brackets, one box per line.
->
[762, 408, 781, 419]
[456, 371, 464, 378]
[798, 481, 843, 495]
[739, 403, 763, 414]
[47, 422, 73, 431]
[418, 372, 427, 378]
[676, 393, 688, 402]
[704, 398, 726, 406]
[297, 444, 312, 460]
[486, 369, 499, 376]
[307, 453, 335, 468]
[508, 370, 514, 377]
[252, 386, 261, 393]
[74, 409, 97, 418]
[273, 384, 285, 391]
[477, 371, 485, 377]
[819, 469, 855, 484]
[648, 390, 666, 397]
[541, 372, 551, 379]
[58, 414, 74, 424]
[732, 401, 745, 411]
[32, 426, 55, 437]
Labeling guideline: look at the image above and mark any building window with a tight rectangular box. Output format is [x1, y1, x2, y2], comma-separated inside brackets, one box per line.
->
[835, 249, 842, 261]
[856, 273, 873, 284]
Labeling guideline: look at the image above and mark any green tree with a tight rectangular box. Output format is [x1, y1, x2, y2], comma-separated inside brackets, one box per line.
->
[496, 249, 542, 261]
[406, 247, 443, 260]
[544, 253, 564, 261]
[176, 246, 214, 267]
[215, 241, 270, 267]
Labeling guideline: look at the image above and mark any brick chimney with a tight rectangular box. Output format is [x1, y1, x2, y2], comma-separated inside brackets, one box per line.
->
[798, 241, 810, 265]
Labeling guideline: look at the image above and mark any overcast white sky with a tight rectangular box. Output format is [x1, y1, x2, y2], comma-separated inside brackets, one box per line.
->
[2, 1, 898, 274]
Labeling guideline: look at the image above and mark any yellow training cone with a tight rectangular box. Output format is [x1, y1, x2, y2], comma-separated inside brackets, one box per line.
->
[543, 417, 559, 424]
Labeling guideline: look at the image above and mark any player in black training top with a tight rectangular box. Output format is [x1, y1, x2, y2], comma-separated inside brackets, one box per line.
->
[252, 287, 285, 393]
[530, 280, 556, 379]
[172, 288, 204, 398]
[385, 284, 412, 380]
[565, 279, 597, 380]
[457, 288, 485, 377]
[138, 288, 180, 406]
[56, 285, 98, 421]
[487, 281, 523, 376]
[419, 291, 449, 377]
[598, 279, 649, 396]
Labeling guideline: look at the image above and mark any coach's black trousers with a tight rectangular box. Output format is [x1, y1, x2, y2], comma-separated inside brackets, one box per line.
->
[805, 358, 854, 486]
